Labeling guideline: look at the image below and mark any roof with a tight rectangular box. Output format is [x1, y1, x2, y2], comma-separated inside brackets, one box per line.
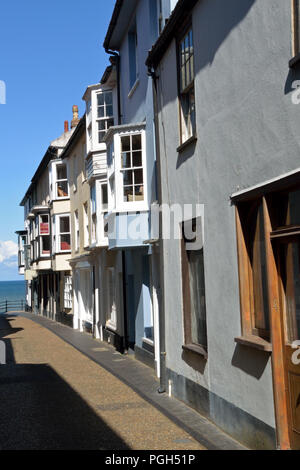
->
[103, 0, 138, 51]
[20, 146, 57, 206]
[103, 122, 145, 143]
[146, 0, 199, 68]
[20, 125, 78, 206]
[100, 65, 113, 85]
[60, 115, 86, 161]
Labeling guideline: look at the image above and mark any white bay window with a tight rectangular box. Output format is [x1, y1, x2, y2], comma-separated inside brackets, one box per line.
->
[105, 126, 147, 213]
[121, 134, 144, 202]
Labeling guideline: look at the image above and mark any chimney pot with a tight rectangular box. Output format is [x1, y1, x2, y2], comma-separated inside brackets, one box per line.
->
[64, 121, 69, 133]
[71, 105, 79, 129]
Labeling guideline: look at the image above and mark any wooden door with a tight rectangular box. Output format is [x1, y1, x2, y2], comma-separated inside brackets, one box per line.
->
[276, 237, 300, 449]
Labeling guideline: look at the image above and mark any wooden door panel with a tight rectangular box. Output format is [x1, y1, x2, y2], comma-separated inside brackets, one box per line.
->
[288, 371, 300, 435]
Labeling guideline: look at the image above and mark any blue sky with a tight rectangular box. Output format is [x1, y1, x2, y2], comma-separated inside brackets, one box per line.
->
[0, 0, 115, 280]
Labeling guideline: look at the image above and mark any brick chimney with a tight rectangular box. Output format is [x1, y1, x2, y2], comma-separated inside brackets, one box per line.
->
[71, 105, 79, 129]
[64, 120, 69, 133]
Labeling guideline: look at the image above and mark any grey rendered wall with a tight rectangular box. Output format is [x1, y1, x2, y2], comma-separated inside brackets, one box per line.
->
[156, 0, 299, 448]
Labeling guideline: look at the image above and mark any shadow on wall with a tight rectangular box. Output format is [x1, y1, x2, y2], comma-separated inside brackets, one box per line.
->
[195, 0, 256, 71]
[182, 349, 207, 375]
[159, 0, 256, 106]
[231, 344, 270, 380]
[285, 62, 300, 96]
[157, 0, 256, 168]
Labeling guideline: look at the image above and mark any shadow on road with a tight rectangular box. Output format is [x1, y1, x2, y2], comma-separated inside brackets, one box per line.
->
[0, 316, 129, 450]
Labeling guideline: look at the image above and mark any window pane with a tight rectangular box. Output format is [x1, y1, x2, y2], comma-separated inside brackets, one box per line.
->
[123, 170, 133, 185]
[122, 152, 131, 168]
[98, 120, 106, 131]
[97, 94, 104, 106]
[288, 190, 300, 225]
[60, 234, 71, 251]
[189, 30, 193, 55]
[271, 189, 300, 229]
[101, 184, 108, 210]
[134, 169, 143, 185]
[40, 215, 49, 235]
[189, 88, 196, 136]
[105, 92, 113, 105]
[98, 106, 105, 118]
[188, 248, 207, 348]
[41, 236, 51, 254]
[57, 164, 67, 180]
[280, 241, 300, 343]
[250, 204, 270, 334]
[124, 186, 134, 202]
[186, 59, 190, 87]
[106, 105, 113, 117]
[60, 217, 70, 234]
[132, 151, 142, 167]
[121, 136, 131, 152]
[134, 185, 144, 200]
[98, 131, 105, 143]
[132, 134, 141, 150]
[57, 181, 69, 198]
[107, 118, 114, 129]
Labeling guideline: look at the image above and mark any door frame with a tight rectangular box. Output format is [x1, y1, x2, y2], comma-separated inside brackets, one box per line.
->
[263, 197, 300, 449]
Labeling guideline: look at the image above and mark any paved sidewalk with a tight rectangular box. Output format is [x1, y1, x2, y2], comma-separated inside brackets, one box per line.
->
[19, 314, 246, 450]
[0, 313, 246, 450]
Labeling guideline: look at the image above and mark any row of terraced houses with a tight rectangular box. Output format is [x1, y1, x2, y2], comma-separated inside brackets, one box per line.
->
[16, 0, 300, 450]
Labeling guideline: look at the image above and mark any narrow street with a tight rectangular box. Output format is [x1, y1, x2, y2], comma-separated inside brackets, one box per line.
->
[0, 314, 206, 450]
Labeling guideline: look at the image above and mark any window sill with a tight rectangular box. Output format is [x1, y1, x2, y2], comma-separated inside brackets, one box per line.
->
[177, 135, 197, 153]
[128, 78, 140, 99]
[289, 53, 300, 68]
[54, 197, 69, 201]
[182, 343, 208, 359]
[235, 335, 272, 352]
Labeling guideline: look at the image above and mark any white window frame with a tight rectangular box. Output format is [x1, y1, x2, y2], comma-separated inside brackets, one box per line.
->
[64, 275, 73, 309]
[113, 129, 148, 212]
[100, 182, 108, 241]
[39, 214, 51, 258]
[83, 202, 89, 248]
[52, 161, 69, 200]
[74, 210, 79, 252]
[96, 90, 114, 144]
[56, 214, 71, 253]
[106, 267, 117, 331]
[90, 184, 97, 245]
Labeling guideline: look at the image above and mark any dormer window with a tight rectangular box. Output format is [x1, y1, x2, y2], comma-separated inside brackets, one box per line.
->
[97, 91, 114, 143]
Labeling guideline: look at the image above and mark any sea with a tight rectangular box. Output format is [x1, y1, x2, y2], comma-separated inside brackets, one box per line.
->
[0, 281, 26, 303]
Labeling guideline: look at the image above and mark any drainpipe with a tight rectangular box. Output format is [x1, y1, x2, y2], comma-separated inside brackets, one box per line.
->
[105, 47, 127, 352]
[148, 65, 166, 394]
[105, 49, 122, 125]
